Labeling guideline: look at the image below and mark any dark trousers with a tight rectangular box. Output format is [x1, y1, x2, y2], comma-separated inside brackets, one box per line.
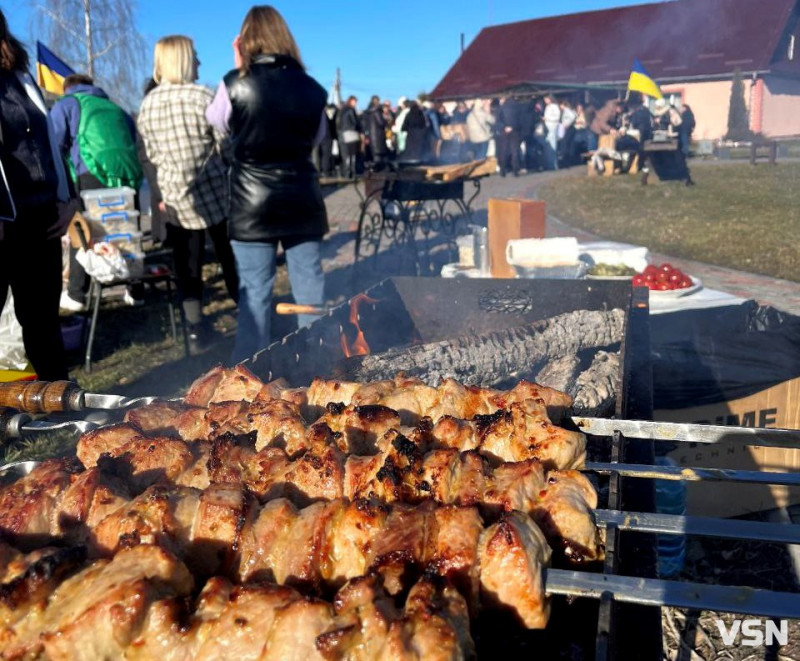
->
[0, 210, 68, 380]
[341, 142, 360, 178]
[498, 130, 521, 175]
[166, 221, 239, 327]
[318, 139, 335, 176]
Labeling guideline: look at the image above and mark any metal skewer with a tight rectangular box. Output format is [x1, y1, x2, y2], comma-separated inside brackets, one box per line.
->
[587, 460, 800, 487]
[545, 569, 800, 618]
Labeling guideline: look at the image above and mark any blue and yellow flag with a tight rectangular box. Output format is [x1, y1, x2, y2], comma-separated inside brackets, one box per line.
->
[627, 59, 663, 100]
[36, 42, 75, 95]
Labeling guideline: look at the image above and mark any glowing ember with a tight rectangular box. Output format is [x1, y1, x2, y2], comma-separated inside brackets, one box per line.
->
[340, 294, 379, 358]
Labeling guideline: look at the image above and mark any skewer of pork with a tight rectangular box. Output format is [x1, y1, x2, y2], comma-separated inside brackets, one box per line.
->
[179, 365, 574, 424]
[1, 543, 474, 661]
[125, 381, 586, 470]
[75, 421, 601, 563]
[0, 461, 552, 628]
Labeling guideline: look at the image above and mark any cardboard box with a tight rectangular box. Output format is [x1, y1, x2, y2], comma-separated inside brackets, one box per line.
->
[657, 376, 800, 518]
[487, 199, 546, 278]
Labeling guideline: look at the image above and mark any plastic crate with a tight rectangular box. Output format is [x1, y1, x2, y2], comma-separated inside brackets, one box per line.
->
[97, 210, 139, 235]
[80, 186, 136, 219]
[104, 231, 143, 255]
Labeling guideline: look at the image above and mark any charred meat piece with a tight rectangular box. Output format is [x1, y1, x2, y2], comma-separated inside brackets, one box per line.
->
[248, 398, 309, 455]
[123, 400, 195, 436]
[0, 458, 82, 546]
[76, 422, 144, 468]
[184, 364, 265, 406]
[478, 511, 552, 628]
[1, 544, 193, 660]
[319, 403, 402, 454]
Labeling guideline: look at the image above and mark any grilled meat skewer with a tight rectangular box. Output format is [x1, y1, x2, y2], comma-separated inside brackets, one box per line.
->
[0, 460, 551, 629]
[73, 423, 600, 563]
[1, 543, 473, 661]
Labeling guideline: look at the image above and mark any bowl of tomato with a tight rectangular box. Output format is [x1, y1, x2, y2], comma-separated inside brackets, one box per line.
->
[632, 263, 702, 297]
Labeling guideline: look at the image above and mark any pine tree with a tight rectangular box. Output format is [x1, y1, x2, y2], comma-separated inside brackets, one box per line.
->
[725, 69, 752, 141]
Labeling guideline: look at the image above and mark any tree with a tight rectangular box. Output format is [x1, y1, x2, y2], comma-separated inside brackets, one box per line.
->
[725, 68, 752, 142]
[30, 0, 147, 110]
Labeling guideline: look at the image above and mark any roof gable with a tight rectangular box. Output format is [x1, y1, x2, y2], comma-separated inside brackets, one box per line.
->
[432, 0, 798, 98]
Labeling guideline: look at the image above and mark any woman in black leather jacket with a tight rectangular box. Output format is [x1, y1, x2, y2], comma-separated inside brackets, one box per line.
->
[207, 5, 328, 363]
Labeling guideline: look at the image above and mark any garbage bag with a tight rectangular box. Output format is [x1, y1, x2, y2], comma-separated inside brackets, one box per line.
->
[0, 289, 28, 370]
[651, 301, 800, 409]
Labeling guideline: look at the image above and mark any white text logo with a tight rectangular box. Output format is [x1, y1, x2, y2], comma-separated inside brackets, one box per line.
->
[716, 619, 788, 647]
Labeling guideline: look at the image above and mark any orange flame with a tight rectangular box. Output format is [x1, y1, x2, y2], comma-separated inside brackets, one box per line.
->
[340, 294, 379, 358]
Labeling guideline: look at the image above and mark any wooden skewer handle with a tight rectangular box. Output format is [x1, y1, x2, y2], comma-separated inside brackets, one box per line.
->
[275, 303, 327, 315]
[0, 381, 85, 414]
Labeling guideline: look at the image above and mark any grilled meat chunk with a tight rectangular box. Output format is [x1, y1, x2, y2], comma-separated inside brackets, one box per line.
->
[1, 545, 193, 660]
[123, 400, 195, 435]
[76, 422, 144, 468]
[185, 364, 264, 406]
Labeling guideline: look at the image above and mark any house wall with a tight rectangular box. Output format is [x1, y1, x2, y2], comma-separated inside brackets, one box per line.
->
[760, 75, 800, 137]
[662, 79, 753, 141]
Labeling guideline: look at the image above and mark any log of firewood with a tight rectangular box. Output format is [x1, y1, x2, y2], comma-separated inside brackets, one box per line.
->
[340, 309, 625, 387]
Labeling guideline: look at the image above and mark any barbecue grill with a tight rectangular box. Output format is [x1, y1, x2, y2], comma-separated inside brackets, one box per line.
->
[2, 277, 800, 659]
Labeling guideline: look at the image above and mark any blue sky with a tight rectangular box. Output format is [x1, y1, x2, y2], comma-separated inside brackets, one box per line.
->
[6, 0, 653, 105]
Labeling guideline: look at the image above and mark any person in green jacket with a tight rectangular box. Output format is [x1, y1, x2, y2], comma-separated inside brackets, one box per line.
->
[50, 73, 143, 310]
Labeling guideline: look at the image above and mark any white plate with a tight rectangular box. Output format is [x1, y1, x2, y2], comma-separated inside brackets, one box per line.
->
[648, 275, 703, 298]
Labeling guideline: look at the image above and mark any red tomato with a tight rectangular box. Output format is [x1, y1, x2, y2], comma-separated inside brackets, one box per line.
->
[632, 274, 646, 287]
[656, 271, 670, 283]
[659, 263, 674, 274]
[644, 272, 656, 283]
[678, 278, 692, 289]
[648, 282, 659, 290]
[657, 282, 671, 291]
[643, 265, 658, 277]
[668, 272, 681, 284]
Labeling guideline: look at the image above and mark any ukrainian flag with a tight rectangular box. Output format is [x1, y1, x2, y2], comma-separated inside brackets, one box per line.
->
[36, 42, 75, 95]
[627, 59, 663, 100]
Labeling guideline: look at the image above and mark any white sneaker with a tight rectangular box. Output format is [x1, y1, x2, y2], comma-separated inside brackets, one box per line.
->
[60, 291, 86, 312]
[122, 290, 144, 307]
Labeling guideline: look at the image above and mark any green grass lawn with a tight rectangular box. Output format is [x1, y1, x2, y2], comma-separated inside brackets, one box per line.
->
[537, 162, 800, 282]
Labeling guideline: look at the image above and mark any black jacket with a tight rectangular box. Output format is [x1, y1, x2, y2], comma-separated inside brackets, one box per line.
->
[223, 54, 328, 242]
[364, 105, 387, 155]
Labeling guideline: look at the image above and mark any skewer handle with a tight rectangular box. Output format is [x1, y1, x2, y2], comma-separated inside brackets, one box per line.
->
[0, 407, 32, 440]
[275, 303, 327, 315]
[0, 381, 85, 414]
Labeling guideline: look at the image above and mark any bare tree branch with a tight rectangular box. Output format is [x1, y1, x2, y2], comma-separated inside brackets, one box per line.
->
[29, 0, 148, 110]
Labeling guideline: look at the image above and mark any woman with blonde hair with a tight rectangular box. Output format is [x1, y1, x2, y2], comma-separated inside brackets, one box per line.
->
[138, 35, 238, 353]
[207, 6, 328, 364]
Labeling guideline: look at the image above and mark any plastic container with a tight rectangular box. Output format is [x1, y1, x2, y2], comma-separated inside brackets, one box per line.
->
[512, 262, 588, 279]
[655, 456, 687, 578]
[98, 210, 139, 235]
[104, 231, 142, 255]
[456, 235, 474, 267]
[472, 225, 490, 275]
[80, 186, 136, 219]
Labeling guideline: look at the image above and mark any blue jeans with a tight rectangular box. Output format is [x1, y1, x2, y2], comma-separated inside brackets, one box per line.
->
[230, 236, 324, 364]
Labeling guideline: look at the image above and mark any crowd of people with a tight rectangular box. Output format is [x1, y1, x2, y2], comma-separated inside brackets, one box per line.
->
[0, 2, 699, 381]
[0, 5, 327, 378]
[314, 92, 695, 180]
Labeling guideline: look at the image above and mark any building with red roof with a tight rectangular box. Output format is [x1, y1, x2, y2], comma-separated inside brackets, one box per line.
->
[431, 0, 800, 139]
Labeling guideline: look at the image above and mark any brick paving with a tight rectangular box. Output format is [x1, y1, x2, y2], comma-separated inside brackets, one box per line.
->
[320, 166, 800, 315]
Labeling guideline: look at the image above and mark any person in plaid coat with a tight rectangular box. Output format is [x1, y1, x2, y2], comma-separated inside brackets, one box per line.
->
[138, 35, 239, 353]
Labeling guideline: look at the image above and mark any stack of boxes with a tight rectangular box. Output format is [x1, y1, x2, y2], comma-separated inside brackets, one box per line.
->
[79, 187, 144, 278]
